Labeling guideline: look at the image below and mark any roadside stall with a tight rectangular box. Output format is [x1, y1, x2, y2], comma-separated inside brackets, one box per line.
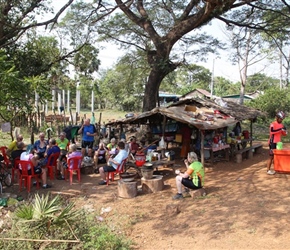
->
[106, 97, 264, 166]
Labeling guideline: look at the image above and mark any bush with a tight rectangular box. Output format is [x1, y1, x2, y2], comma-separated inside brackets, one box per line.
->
[0, 194, 132, 250]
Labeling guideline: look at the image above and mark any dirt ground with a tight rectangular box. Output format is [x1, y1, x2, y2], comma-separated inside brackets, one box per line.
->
[4, 141, 290, 250]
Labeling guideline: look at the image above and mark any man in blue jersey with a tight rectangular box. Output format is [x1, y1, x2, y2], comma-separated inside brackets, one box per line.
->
[78, 118, 98, 158]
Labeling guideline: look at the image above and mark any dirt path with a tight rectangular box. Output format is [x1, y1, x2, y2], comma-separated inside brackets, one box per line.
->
[5, 142, 290, 249]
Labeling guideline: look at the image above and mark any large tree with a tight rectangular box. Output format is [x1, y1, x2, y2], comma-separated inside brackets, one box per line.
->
[93, 0, 290, 111]
[0, 0, 75, 48]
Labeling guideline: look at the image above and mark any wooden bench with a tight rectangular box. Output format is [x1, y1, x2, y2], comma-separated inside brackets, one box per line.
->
[235, 143, 263, 163]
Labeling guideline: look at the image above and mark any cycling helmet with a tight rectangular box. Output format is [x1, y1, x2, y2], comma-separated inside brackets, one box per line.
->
[276, 111, 285, 120]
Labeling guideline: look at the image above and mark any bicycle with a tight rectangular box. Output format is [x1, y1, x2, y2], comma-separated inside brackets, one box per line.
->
[0, 161, 12, 188]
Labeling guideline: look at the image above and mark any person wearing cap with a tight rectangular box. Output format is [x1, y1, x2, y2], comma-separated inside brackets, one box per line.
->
[172, 151, 205, 200]
[266, 111, 287, 175]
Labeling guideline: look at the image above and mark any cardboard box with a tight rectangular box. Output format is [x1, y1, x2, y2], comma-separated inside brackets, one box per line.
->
[175, 134, 182, 143]
[184, 105, 197, 112]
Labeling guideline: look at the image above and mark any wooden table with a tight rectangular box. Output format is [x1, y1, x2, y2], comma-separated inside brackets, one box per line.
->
[204, 144, 230, 163]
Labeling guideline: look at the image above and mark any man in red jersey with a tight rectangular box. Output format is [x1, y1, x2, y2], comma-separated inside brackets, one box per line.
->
[266, 111, 287, 175]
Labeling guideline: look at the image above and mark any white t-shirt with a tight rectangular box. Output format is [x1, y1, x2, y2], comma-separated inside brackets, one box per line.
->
[19, 152, 33, 170]
[111, 149, 128, 169]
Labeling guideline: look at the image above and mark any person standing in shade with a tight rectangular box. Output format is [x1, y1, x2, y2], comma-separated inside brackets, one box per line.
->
[78, 118, 97, 158]
[266, 111, 287, 175]
[172, 151, 205, 200]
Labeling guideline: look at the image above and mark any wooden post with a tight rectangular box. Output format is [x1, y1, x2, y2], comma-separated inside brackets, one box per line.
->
[69, 108, 73, 125]
[99, 112, 102, 125]
[161, 115, 166, 158]
[250, 119, 253, 147]
[200, 130, 205, 166]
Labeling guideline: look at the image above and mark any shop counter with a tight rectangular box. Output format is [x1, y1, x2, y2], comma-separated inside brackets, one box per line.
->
[273, 149, 290, 173]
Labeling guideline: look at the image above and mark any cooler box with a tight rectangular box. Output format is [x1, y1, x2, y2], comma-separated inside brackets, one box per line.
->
[273, 149, 290, 173]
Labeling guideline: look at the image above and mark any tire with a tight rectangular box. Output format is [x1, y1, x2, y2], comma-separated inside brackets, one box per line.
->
[3, 173, 12, 187]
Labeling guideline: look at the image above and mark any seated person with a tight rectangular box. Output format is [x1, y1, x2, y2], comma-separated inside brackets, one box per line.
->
[56, 132, 69, 172]
[98, 141, 128, 185]
[129, 136, 140, 155]
[107, 138, 118, 157]
[93, 142, 109, 173]
[40, 138, 61, 166]
[11, 141, 26, 163]
[172, 151, 205, 200]
[6, 134, 24, 157]
[34, 132, 49, 159]
[57, 144, 82, 180]
[56, 132, 69, 157]
[20, 144, 52, 189]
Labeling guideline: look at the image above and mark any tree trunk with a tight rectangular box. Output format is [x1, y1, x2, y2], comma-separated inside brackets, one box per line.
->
[142, 69, 163, 112]
[142, 55, 177, 111]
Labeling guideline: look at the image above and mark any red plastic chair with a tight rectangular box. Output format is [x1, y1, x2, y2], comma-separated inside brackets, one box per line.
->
[12, 157, 20, 183]
[65, 156, 82, 185]
[18, 160, 41, 193]
[46, 152, 60, 180]
[106, 158, 127, 186]
[0, 146, 12, 167]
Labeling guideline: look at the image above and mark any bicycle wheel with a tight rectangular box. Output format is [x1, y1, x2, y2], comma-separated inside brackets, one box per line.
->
[3, 173, 12, 187]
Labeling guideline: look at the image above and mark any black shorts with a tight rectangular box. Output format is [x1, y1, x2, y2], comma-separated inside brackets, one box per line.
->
[81, 141, 94, 149]
[19, 167, 42, 175]
[37, 152, 45, 159]
[98, 158, 106, 164]
[59, 150, 68, 161]
[269, 143, 277, 156]
[103, 166, 116, 172]
[181, 177, 201, 190]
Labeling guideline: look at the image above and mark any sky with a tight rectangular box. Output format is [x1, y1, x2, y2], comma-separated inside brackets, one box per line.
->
[49, 0, 278, 84]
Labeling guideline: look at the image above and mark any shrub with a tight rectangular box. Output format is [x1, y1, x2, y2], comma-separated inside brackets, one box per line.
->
[0, 194, 132, 250]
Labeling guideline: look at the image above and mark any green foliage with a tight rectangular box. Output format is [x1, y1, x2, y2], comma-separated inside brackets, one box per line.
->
[250, 87, 290, 117]
[0, 194, 132, 250]
[246, 73, 279, 92]
[14, 194, 79, 233]
[82, 224, 131, 250]
[214, 76, 237, 96]
[73, 43, 100, 77]
[14, 203, 34, 220]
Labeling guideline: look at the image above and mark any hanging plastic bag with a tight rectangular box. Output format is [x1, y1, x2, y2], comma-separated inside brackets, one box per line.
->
[159, 136, 166, 149]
